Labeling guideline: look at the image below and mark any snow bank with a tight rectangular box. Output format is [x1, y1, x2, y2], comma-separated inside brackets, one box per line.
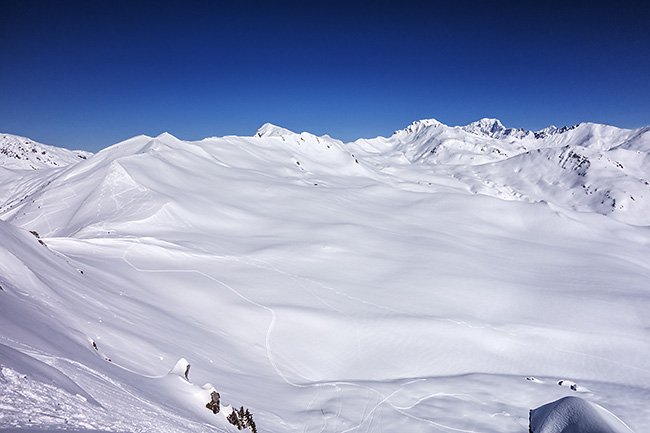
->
[530, 397, 633, 433]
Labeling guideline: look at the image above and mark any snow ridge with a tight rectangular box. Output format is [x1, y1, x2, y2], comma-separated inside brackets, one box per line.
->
[3, 120, 650, 228]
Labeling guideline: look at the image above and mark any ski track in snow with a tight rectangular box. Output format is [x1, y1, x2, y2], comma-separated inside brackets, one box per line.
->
[331, 379, 510, 433]
[9, 214, 642, 432]
[206, 244, 369, 362]
[119, 239, 295, 387]
[113, 235, 605, 433]
[190, 239, 524, 353]
[117, 238, 499, 433]
[551, 346, 650, 375]
[188, 244, 522, 433]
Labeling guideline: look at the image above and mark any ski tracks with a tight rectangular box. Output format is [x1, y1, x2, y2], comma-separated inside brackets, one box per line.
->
[118, 239, 492, 433]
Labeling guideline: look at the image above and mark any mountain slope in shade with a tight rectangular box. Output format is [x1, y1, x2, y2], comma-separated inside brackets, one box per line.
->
[1, 119, 649, 432]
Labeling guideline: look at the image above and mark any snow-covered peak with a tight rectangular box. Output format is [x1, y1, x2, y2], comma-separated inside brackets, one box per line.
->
[0, 133, 91, 170]
[155, 131, 179, 140]
[397, 118, 443, 135]
[148, 132, 187, 149]
[255, 123, 296, 138]
[394, 118, 534, 142]
[462, 118, 505, 135]
[461, 118, 532, 139]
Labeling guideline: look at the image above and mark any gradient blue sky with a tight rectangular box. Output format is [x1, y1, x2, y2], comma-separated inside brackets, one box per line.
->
[1, 0, 649, 152]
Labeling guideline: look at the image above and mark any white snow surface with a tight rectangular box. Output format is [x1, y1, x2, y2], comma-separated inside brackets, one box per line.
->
[1, 119, 650, 432]
[530, 397, 633, 433]
[0, 133, 91, 170]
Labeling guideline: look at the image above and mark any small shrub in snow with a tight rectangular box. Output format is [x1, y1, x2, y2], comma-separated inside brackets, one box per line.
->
[227, 410, 242, 429]
[225, 406, 256, 432]
[244, 408, 257, 433]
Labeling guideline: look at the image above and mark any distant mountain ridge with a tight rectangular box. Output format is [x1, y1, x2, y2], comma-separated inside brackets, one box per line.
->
[2, 118, 649, 229]
[461, 118, 531, 139]
[458, 118, 580, 140]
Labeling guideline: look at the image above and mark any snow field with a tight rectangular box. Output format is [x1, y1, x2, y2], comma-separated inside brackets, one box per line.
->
[1, 120, 650, 432]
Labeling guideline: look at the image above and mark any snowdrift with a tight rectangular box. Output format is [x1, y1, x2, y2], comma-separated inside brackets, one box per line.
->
[530, 397, 633, 433]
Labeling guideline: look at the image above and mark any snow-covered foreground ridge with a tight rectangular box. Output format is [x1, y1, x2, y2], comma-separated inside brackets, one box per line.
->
[1, 118, 650, 432]
[530, 396, 634, 433]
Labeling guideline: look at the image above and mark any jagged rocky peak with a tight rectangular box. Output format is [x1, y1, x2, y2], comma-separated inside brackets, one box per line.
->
[255, 123, 296, 138]
[534, 124, 579, 139]
[0, 133, 92, 170]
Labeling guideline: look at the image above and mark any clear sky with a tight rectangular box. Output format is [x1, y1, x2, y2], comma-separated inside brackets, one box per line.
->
[1, 0, 649, 152]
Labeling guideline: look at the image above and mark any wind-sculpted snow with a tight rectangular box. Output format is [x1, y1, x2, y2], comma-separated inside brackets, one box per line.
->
[1, 119, 650, 432]
[530, 397, 633, 433]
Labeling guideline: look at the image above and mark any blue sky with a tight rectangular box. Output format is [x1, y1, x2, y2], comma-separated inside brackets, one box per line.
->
[1, 0, 649, 152]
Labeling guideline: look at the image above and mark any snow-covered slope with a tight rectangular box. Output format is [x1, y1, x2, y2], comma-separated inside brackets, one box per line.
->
[0, 133, 91, 170]
[0, 134, 93, 214]
[1, 120, 649, 432]
[530, 396, 633, 433]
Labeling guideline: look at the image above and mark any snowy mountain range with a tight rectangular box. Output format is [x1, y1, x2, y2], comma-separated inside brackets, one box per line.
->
[0, 119, 648, 433]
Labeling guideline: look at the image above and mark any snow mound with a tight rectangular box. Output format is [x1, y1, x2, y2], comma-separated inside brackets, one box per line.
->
[169, 358, 191, 378]
[530, 397, 633, 433]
